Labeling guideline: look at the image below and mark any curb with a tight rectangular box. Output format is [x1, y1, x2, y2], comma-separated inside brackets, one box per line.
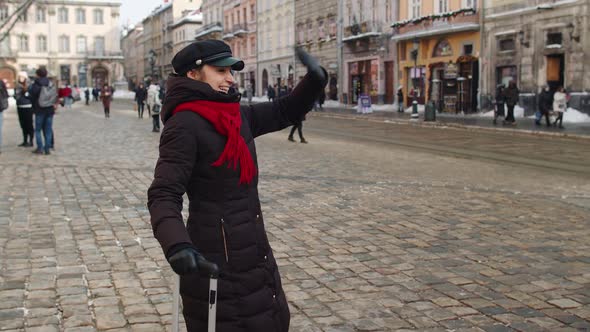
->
[307, 111, 590, 141]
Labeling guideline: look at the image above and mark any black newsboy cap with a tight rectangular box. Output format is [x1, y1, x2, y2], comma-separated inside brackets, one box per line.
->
[172, 40, 245, 74]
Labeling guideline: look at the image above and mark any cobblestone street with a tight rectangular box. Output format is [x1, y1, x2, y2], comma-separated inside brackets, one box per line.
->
[0, 100, 589, 332]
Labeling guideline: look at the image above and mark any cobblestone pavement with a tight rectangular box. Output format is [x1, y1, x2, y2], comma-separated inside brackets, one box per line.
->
[0, 100, 589, 332]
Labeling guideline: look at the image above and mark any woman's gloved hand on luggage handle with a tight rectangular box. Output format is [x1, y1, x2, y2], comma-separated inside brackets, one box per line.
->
[167, 246, 203, 275]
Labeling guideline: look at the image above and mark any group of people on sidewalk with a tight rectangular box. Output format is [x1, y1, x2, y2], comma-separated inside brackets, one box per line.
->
[494, 80, 569, 128]
[134, 82, 164, 132]
[0, 67, 117, 155]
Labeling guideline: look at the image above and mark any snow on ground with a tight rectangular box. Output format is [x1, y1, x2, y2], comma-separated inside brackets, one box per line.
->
[113, 90, 135, 100]
[482, 107, 590, 123]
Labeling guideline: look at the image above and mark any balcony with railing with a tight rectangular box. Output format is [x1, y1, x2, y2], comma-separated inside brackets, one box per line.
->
[196, 22, 223, 39]
[86, 50, 124, 60]
[343, 21, 382, 42]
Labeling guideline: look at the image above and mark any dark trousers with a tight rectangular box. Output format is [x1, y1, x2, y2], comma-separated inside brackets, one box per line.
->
[17, 108, 34, 143]
[289, 122, 304, 141]
[554, 112, 563, 127]
[104, 107, 110, 118]
[152, 114, 160, 131]
[505, 104, 515, 122]
[137, 102, 145, 118]
[85, 97, 89, 105]
[540, 109, 551, 126]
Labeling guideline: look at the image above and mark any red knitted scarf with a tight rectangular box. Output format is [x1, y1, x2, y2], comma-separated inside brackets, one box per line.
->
[172, 100, 256, 184]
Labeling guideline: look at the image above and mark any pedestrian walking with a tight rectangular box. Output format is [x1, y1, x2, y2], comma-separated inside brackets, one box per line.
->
[63, 85, 73, 109]
[147, 40, 327, 332]
[287, 114, 307, 144]
[147, 83, 162, 132]
[503, 80, 519, 125]
[493, 84, 505, 125]
[246, 83, 253, 104]
[553, 86, 567, 129]
[537, 85, 553, 127]
[84, 87, 90, 105]
[0, 79, 9, 154]
[100, 83, 112, 118]
[135, 83, 147, 118]
[397, 86, 404, 113]
[92, 87, 99, 102]
[15, 72, 34, 147]
[267, 84, 275, 102]
[29, 66, 57, 155]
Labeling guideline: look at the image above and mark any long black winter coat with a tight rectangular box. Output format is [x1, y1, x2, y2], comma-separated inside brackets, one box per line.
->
[148, 72, 326, 332]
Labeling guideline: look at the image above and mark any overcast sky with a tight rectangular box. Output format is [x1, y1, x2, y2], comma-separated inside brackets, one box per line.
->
[120, 0, 166, 27]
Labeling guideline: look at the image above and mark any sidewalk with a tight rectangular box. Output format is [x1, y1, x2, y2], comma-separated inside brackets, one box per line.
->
[313, 106, 590, 138]
[244, 98, 590, 138]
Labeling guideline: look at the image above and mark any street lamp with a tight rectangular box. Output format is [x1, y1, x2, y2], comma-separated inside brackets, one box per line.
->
[410, 38, 420, 119]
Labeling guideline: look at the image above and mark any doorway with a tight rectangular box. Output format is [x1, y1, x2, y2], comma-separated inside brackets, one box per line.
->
[385, 61, 394, 104]
[546, 54, 564, 90]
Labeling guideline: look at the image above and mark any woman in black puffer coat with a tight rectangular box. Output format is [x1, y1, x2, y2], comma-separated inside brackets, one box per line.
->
[147, 40, 327, 332]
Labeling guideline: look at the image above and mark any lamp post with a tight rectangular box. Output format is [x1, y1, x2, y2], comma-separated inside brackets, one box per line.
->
[410, 38, 420, 119]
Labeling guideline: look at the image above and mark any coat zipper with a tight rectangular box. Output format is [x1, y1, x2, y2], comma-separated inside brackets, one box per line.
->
[221, 218, 229, 263]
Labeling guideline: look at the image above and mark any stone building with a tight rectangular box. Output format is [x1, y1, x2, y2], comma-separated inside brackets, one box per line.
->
[196, 0, 224, 41]
[221, 0, 257, 94]
[257, 0, 294, 96]
[121, 24, 145, 90]
[294, 0, 338, 101]
[0, 0, 124, 89]
[392, 0, 480, 113]
[170, 11, 203, 57]
[482, 0, 590, 114]
[342, 0, 397, 104]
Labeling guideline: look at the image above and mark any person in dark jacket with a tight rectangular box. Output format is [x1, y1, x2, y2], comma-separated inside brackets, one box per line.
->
[493, 84, 505, 125]
[537, 85, 553, 127]
[147, 40, 327, 332]
[503, 80, 519, 125]
[15, 73, 35, 146]
[397, 86, 404, 113]
[135, 83, 147, 118]
[100, 84, 112, 118]
[92, 87, 99, 102]
[84, 87, 90, 105]
[267, 84, 276, 102]
[28, 67, 56, 155]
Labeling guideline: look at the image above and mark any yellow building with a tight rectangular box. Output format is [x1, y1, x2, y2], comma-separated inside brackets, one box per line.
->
[393, 0, 481, 113]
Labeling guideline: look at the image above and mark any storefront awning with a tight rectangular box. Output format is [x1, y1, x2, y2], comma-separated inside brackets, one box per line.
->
[391, 23, 480, 41]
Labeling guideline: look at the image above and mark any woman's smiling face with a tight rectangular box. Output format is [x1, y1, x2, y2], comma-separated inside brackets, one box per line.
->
[188, 65, 235, 94]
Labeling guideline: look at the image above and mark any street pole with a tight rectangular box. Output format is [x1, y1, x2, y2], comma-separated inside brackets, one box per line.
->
[337, 0, 343, 103]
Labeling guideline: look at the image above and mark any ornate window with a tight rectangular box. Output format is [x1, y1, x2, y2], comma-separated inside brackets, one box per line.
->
[76, 9, 86, 24]
[36, 35, 47, 52]
[318, 19, 325, 39]
[433, 39, 453, 57]
[59, 35, 70, 52]
[58, 8, 68, 23]
[0, 6, 8, 20]
[36, 7, 46, 22]
[93, 9, 104, 25]
[19, 34, 29, 52]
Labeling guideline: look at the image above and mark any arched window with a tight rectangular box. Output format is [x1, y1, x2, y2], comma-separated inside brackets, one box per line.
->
[433, 39, 453, 57]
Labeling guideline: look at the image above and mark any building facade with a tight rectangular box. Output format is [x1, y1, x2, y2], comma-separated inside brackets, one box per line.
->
[222, 0, 257, 94]
[0, 0, 124, 89]
[121, 24, 144, 90]
[294, 0, 338, 101]
[171, 11, 203, 57]
[482, 0, 590, 114]
[342, 0, 397, 105]
[393, 0, 481, 113]
[196, 0, 224, 41]
[257, 0, 294, 96]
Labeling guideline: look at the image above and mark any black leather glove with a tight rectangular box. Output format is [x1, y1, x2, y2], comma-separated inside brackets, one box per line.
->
[295, 47, 326, 83]
[167, 247, 202, 275]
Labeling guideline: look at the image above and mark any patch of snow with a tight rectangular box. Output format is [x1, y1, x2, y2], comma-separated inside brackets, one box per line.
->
[113, 90, 135, 100]
[135, 237, 142, 245]
[563, 108, 590, 123]
[546, 44, 562, 49]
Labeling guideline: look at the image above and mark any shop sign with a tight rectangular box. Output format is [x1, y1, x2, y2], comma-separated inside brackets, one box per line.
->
[444, 63, 458, 79]
[357, 94, 373, 114]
